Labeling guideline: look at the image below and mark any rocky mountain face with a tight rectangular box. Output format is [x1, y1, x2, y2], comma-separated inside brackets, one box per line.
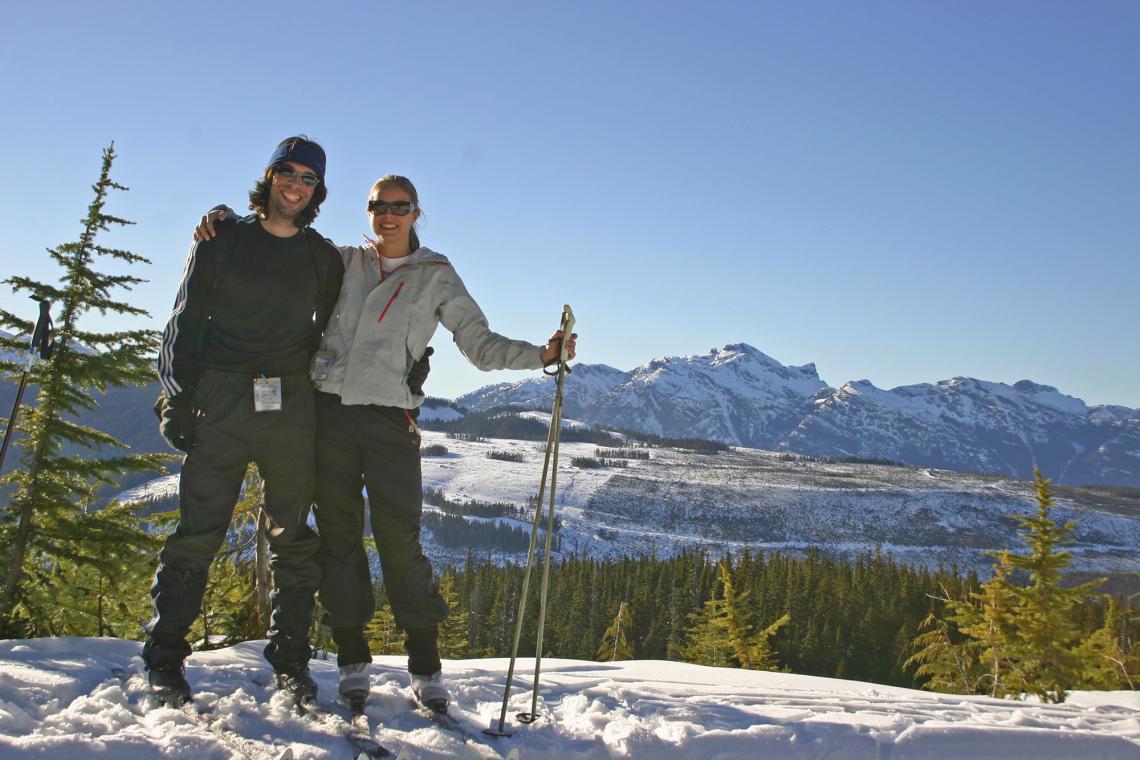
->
[457, 344, 1140, 487]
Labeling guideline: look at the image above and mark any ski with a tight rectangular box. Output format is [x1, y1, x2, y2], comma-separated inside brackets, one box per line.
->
[297, 699, 398, 759]
[113, 666, 293, 760]
[184, 695, 297, 760]
[413, 701, 519, 760]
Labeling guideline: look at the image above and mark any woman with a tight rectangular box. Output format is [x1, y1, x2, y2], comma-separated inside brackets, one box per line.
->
[199, 175, 575, 712]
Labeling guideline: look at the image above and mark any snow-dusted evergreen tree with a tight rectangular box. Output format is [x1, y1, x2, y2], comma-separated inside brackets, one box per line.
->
[0, 144, 166, 635]
[596, 600, 635, 661]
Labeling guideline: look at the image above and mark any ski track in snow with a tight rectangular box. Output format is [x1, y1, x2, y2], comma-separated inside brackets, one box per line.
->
[0, 638, 1137, 759]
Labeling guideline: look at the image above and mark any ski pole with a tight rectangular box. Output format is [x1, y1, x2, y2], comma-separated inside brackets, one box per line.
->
[0, 299, 52, 472]
[486, 304, 574, 737]
[0, 374, 31, 473]
[519, 304, 574, 724]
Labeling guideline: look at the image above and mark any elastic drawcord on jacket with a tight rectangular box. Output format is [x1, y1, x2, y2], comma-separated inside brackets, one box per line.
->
[403, 408, 420, 436]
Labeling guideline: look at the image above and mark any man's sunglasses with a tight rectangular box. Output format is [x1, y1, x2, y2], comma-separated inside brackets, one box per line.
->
[274, 166, 321, 188]
[367, 199, 417, 216]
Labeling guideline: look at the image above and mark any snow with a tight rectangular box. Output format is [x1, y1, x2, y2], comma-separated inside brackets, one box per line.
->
[418, 406, 464, 423]
[117, 474, 180, 503]
[420, 430, 617, 513]
[514, 411, 594, 431]
[0, 637, 1137, 759]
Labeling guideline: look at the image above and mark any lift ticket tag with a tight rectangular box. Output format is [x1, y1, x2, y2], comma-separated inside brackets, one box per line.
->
[313, 350, 335, 381]
[253, 377, 283, 412]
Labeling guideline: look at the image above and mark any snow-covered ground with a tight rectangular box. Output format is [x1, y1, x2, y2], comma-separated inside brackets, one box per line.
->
[420, 429, 616, 511]
[0, 637, 1136, 759]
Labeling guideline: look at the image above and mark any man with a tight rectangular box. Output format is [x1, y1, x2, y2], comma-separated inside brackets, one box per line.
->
[146, 136, 344, 707]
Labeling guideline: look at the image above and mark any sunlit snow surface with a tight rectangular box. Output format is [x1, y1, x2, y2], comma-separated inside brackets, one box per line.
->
[0, 638, 1136, 759]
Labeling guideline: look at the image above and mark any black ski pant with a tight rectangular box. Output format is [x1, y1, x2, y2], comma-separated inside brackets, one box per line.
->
[314, 392, 448, 672]
[144, 370, 321, 671]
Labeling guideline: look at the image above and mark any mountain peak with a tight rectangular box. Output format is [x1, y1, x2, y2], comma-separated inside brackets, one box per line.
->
[453, 342, 1138, 487]
[1013, 379, 1058, 394]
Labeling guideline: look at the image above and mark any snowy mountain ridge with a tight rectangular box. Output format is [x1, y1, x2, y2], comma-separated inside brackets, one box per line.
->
[457, 343, 1140, 487]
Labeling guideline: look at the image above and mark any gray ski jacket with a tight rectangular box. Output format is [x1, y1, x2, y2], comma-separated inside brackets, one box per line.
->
[314, 244, 545, 408]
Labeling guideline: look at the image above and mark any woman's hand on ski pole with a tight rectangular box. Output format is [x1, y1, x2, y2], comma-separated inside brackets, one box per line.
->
[193, 208, 230, 242]
[540, 330, 577, 366]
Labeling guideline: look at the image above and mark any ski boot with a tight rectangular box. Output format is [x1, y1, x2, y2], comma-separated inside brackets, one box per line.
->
[148, 662, 192, 707]
[275, 664, 318, 708]
[411, 671, 449, 713]
[338, 663, 370, 717]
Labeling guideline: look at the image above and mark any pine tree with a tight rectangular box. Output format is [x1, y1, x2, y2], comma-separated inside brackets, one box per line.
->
[908, 470, 1108, 701]
[748, 612, 791, 672]
[596, 600, 635, 661]
[0, 144, 167, 635]
[947, 552, 1018, 697]
[196, 465, 271, 646]
[1001, 469, 1103, 703]
[905, 612, 978, 694]
[1078, 597, 1136, 690]
[681, 560, 788, 670]
[20, 533, 155, 638]
[438, 569, 470, 658]
[364, 586, 403, 655]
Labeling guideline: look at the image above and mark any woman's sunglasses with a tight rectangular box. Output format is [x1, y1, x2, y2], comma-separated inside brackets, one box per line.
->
[367, 199, 417, 216]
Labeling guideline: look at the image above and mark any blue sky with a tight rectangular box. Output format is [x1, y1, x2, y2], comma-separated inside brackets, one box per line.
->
[2, 1, 1137, 407]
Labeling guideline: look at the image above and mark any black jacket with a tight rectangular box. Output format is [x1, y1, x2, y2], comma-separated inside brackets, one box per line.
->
[158, 216, 344, 398]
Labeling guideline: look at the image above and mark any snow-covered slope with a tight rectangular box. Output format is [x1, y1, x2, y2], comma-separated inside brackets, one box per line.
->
[416, 429, 1140, 582]
[1, 637, 1136, 759]
[418, 397, 466, 423]
[120, 425, 1140, 584]
[457, 344, 1140, 487]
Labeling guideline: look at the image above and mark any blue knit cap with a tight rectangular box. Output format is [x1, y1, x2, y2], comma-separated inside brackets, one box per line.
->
[267, 138, 326, 183]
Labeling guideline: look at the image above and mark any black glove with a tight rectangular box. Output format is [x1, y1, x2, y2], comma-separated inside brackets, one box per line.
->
[407, 347, 433, 396]
[157, 392, 196, 453]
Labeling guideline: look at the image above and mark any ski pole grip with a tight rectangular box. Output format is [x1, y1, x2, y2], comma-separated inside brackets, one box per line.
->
[558, 304, 575, 364]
